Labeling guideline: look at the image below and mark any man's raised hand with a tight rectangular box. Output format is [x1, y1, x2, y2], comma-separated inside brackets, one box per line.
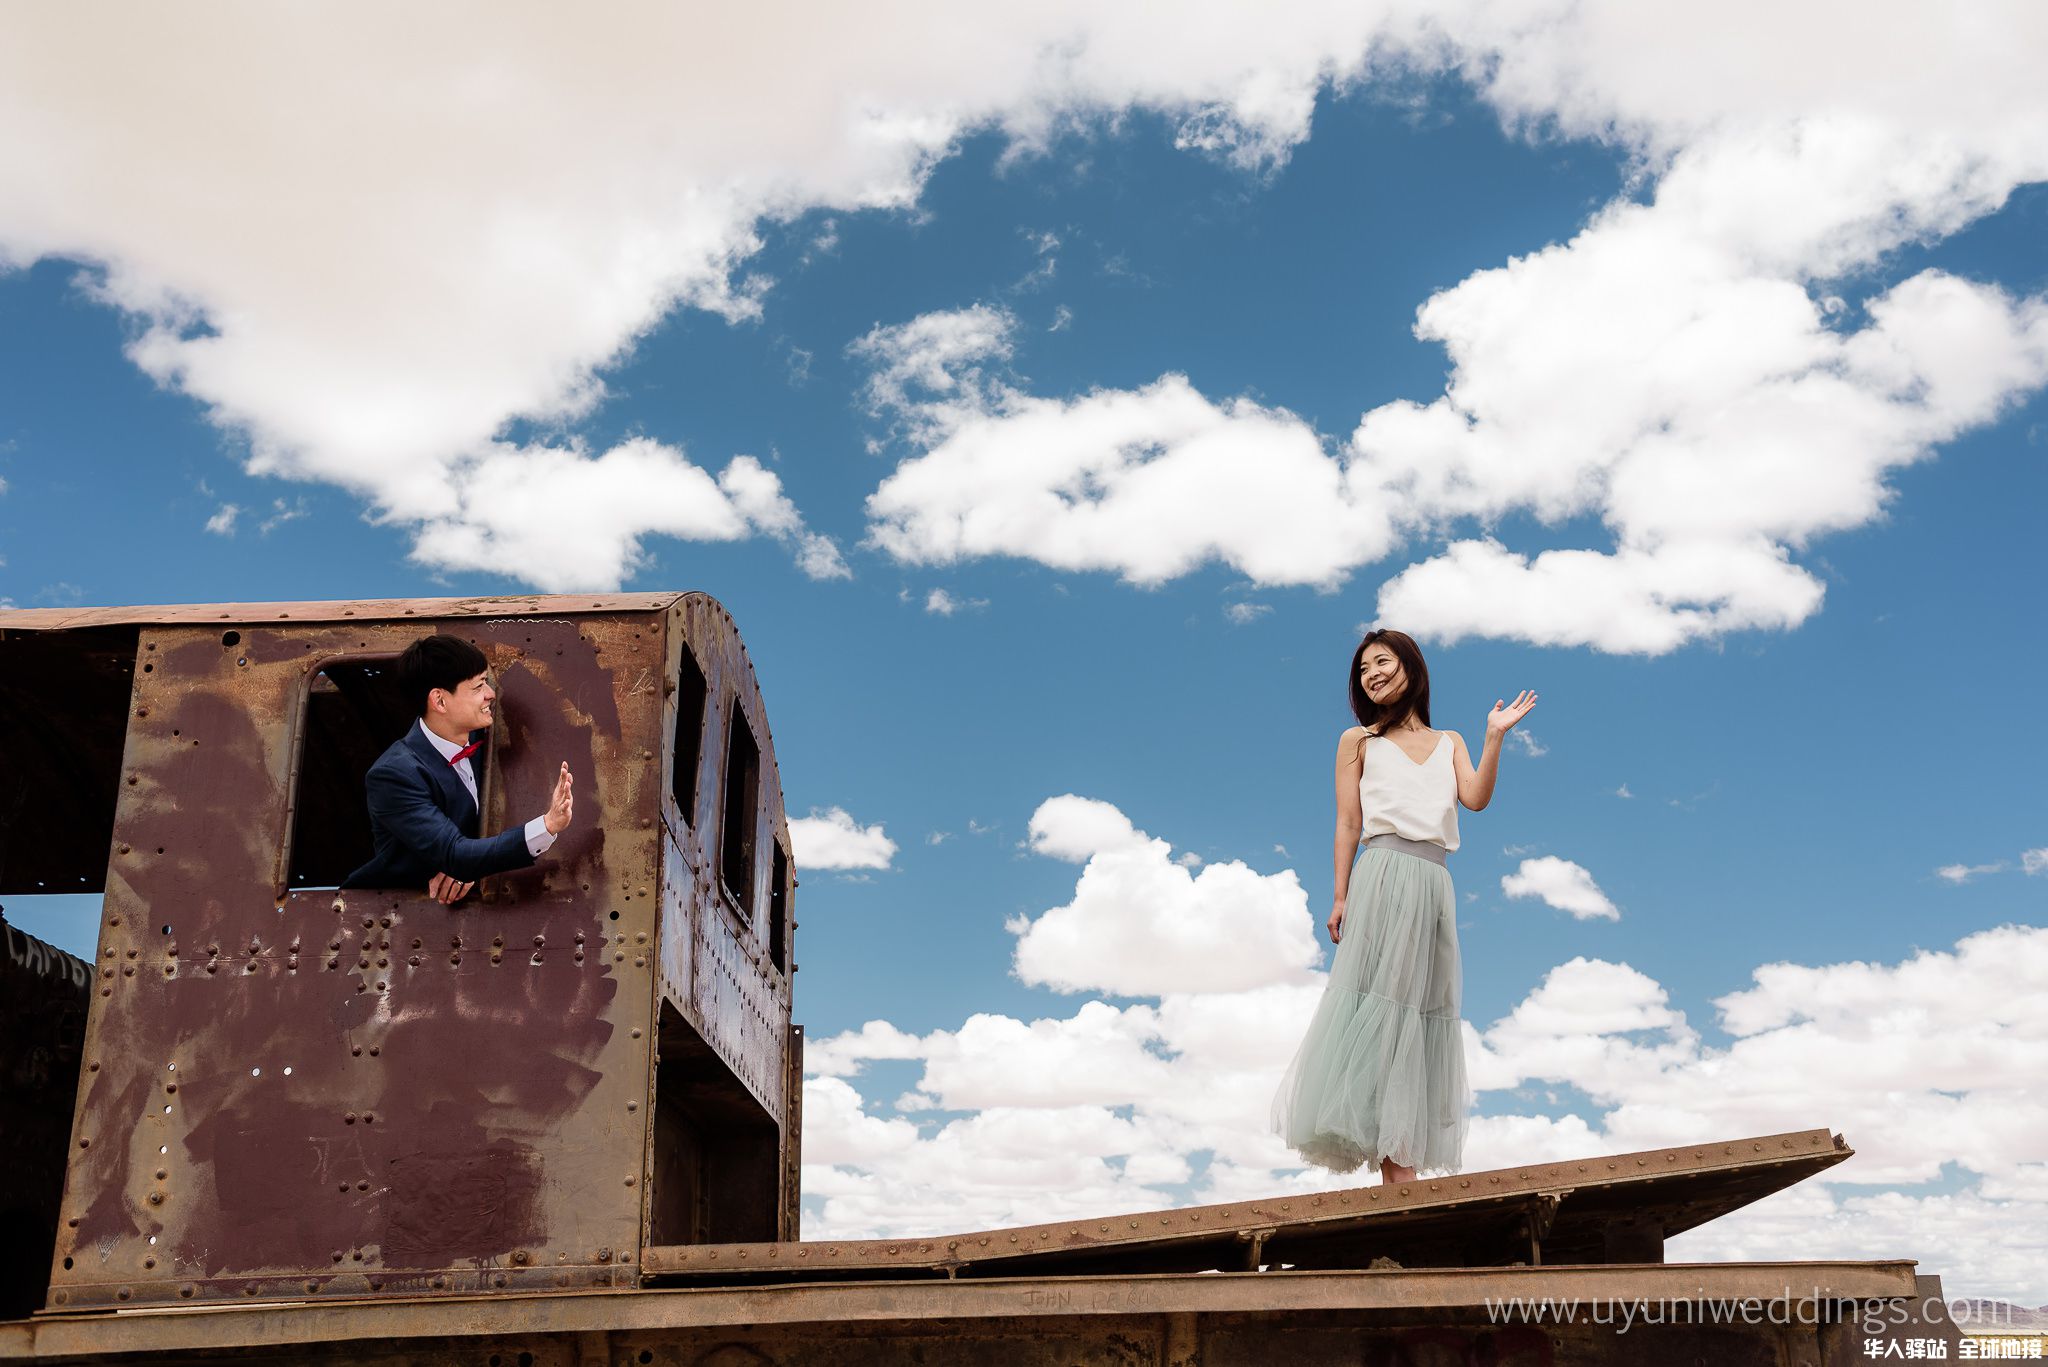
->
[544, 763, 574, 836]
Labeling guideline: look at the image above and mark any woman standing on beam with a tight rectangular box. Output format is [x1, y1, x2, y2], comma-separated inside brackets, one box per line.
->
[1271, 628, 1536, 1184]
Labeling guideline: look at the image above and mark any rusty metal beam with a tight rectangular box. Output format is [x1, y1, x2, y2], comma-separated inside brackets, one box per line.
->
[645, 1128, 1848, 1281]
[0, 595, 685, 633]
[0, 1261, 1922, 1360]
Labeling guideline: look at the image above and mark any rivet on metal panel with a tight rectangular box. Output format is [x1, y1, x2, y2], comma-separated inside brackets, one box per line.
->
[305, 1281, 318, 1293]
[626, 1101, 637, 1112]
[596, 1248, 611, 1262]
[630, 1028, 641, 1039]
[356, 1181, 368, 1191]
[344, 1113, 357, 1124]
[117, 1288, 131, 1301]
[623, 1176, 635, 1187]
[364, 1113, 375, 1124]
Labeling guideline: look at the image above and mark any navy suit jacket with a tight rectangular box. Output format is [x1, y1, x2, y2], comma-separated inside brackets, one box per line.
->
[341, 724, 535, 889]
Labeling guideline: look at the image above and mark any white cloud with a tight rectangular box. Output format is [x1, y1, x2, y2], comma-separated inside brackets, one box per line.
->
[1935, 862, 2005, 885]
[204, 503, 240, 535]
[801, 817, 2048, 1297]
[1501, 855, 1620, 920]
[1508, 729, 1547, 757]
[923, 587, 987, 615]
[787, 805, 898, 871]
[778, 732, 2048, 1280]
[6, 6, 2045, 613]
[1615, 783, 1634, 799]
[1223, 601, 1271, 625]
[867, 374, 1394, 587]
[1010, 795, 1321, 996]
[2021, 848, 2047, 876]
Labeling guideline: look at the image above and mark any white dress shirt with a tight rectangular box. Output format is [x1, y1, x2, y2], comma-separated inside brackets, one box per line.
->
[416, 720, 556, 858]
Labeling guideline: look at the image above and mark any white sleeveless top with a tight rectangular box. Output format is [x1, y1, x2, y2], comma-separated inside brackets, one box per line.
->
[1357, 729, 1460, 852]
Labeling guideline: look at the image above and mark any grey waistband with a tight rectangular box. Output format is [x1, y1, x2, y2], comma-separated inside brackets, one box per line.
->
[1360, 833, 1449, 867]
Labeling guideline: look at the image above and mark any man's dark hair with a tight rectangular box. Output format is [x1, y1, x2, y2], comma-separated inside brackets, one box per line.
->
[397, 634, 489, 717]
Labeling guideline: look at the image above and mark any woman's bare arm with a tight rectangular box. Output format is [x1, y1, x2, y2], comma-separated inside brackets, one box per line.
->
[1330, 727, 1367, 940]
[1450, 690, 1537, 811]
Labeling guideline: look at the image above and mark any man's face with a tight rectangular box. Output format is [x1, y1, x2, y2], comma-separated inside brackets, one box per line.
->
[434, 672, 495, 734]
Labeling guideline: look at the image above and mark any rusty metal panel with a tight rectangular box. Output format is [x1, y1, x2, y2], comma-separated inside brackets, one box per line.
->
[45, 611, 669, 1310]
[781, 1022, 804, 1241]
[0, 594, 684, 633]
[646, 1128, 1850, 1281]
[651, 596, 794, 1184]
[0, 1261, 1923, 1361]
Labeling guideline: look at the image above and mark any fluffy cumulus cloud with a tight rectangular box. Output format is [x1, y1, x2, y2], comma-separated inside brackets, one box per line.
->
[799, 801, 2048, 1299]
[1010, 795, 1321, 995]
[11, 5, 2045, 615]
[787, 805, 899, 871]
[1500, 855, 1620, 920]
[0, 4, 1392, 587]
[853, 7, 2048, 651]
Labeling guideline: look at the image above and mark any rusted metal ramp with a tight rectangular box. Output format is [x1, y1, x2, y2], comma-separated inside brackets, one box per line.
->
[645, 1127, 1850, 1283]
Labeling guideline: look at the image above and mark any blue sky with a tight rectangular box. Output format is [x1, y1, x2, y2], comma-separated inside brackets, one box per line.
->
[2, 5, 2045, 1303]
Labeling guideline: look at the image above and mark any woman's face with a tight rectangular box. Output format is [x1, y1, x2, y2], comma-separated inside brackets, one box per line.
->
[1359, 644, 1406, 706]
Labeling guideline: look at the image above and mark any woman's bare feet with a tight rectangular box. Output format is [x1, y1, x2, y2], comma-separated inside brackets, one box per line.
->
[1380, 1157, 1416, 1184]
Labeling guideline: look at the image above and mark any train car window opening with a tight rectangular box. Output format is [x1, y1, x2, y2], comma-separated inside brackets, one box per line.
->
[285, 660, 412, 890]
[767, 838, 790, 975]
[670, 643, 709, 830]
[719, 706, 760, 918]
[0, 625, 136, 896]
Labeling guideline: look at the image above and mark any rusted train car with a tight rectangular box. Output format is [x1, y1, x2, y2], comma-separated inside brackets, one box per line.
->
[0, 594, 1961, 1365]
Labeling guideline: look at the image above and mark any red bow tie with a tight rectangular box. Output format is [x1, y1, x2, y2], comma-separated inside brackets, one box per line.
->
[449, 742, 481, 765]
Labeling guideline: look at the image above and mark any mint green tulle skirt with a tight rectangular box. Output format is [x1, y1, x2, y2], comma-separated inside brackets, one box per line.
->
[1271, 844, 1470, 1174]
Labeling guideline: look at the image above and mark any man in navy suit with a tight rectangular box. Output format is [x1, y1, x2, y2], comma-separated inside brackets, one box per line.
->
[342, 634, 574, 904]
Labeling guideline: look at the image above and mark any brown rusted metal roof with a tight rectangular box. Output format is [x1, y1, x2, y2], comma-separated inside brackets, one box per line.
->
[644, 1128, 1851, 1282]
[0, 593, 686, 632]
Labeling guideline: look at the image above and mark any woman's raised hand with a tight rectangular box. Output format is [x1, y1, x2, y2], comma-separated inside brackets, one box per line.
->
[1487, 690, 1538, 736]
